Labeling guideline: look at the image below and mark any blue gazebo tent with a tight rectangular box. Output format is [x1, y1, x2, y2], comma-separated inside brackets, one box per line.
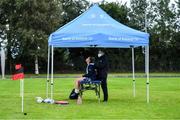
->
[47, 4, 150, 102]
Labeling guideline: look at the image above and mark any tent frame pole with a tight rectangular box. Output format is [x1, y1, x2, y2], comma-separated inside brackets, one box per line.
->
[50, 46, 54, 100]
[145, 4, 149, 102]
[145, 46, 150, 103]
[46, 46, 50, 98]
[144, 46, 147, 74]
[132, 46, 136, 97]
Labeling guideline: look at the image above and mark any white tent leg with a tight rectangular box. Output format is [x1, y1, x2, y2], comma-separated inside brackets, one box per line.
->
[46, 46, 50, 98]
[143, 46, 147, 75]
[132, 47, 135, 97]
[144, 46, 147, 74]
[50, 46, 54, 100]
[145, 46, 150, 103]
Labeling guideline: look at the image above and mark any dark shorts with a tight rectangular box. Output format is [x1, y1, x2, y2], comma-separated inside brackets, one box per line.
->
[78, 77, 91, 85]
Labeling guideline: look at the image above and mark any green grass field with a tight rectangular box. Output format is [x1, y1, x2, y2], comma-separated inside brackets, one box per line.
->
[0, 75, 180, 119]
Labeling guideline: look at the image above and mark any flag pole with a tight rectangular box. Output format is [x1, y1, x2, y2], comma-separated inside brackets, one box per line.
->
[12, 64, 26, 115]
[21, 79, 24, 113]
[21, 78, 27, 115]
[20, 79, 21, 97]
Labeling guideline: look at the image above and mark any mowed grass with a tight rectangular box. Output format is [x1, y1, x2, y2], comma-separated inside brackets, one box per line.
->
[0, 76, 180, 119]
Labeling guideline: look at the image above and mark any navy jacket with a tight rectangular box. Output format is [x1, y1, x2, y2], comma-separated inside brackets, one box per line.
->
[95, 55, 108, 79]
[82, 63, 96, 80]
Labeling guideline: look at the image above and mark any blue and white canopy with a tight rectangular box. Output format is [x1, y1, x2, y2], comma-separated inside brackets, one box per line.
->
[48, 4, 149, 48]
[47, 4, 150, 103]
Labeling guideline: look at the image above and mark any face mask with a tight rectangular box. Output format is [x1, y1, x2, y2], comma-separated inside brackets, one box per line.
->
[98, 53, 102, 57]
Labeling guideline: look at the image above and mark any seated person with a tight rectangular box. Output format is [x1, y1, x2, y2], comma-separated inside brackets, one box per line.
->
[70, 56, 96, 102]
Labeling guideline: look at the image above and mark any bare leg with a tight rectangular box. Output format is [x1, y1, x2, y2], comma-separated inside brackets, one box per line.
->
[74, 77, 84, 90]
[74, 77, 84, 104]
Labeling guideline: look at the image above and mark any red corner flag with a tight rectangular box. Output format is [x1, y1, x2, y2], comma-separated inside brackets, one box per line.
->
[12, 64, 24, 80]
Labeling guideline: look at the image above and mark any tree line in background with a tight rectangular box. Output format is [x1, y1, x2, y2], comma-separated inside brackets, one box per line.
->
[0, 0, 180, 74]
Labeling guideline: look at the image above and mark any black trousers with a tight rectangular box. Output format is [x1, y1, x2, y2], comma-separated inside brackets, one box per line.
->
[101, 77, 108, 101]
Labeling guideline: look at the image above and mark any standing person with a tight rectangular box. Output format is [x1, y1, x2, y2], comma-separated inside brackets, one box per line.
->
[95, 50, 108, 102]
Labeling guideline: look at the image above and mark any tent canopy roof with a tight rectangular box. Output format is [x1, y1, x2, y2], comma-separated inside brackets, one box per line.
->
[48, 4, 149, 48]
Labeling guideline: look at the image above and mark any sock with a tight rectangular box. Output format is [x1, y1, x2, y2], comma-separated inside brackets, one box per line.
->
[75, 89, 79, 93]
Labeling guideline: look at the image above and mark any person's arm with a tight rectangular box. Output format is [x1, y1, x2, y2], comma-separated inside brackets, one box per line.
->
[82, 74, 89, 77]
[82, 65, 93, 77]
[95, 56, 108, 69]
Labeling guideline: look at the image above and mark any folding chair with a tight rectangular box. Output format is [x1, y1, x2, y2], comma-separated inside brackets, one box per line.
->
[79, 80, 101, 102]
